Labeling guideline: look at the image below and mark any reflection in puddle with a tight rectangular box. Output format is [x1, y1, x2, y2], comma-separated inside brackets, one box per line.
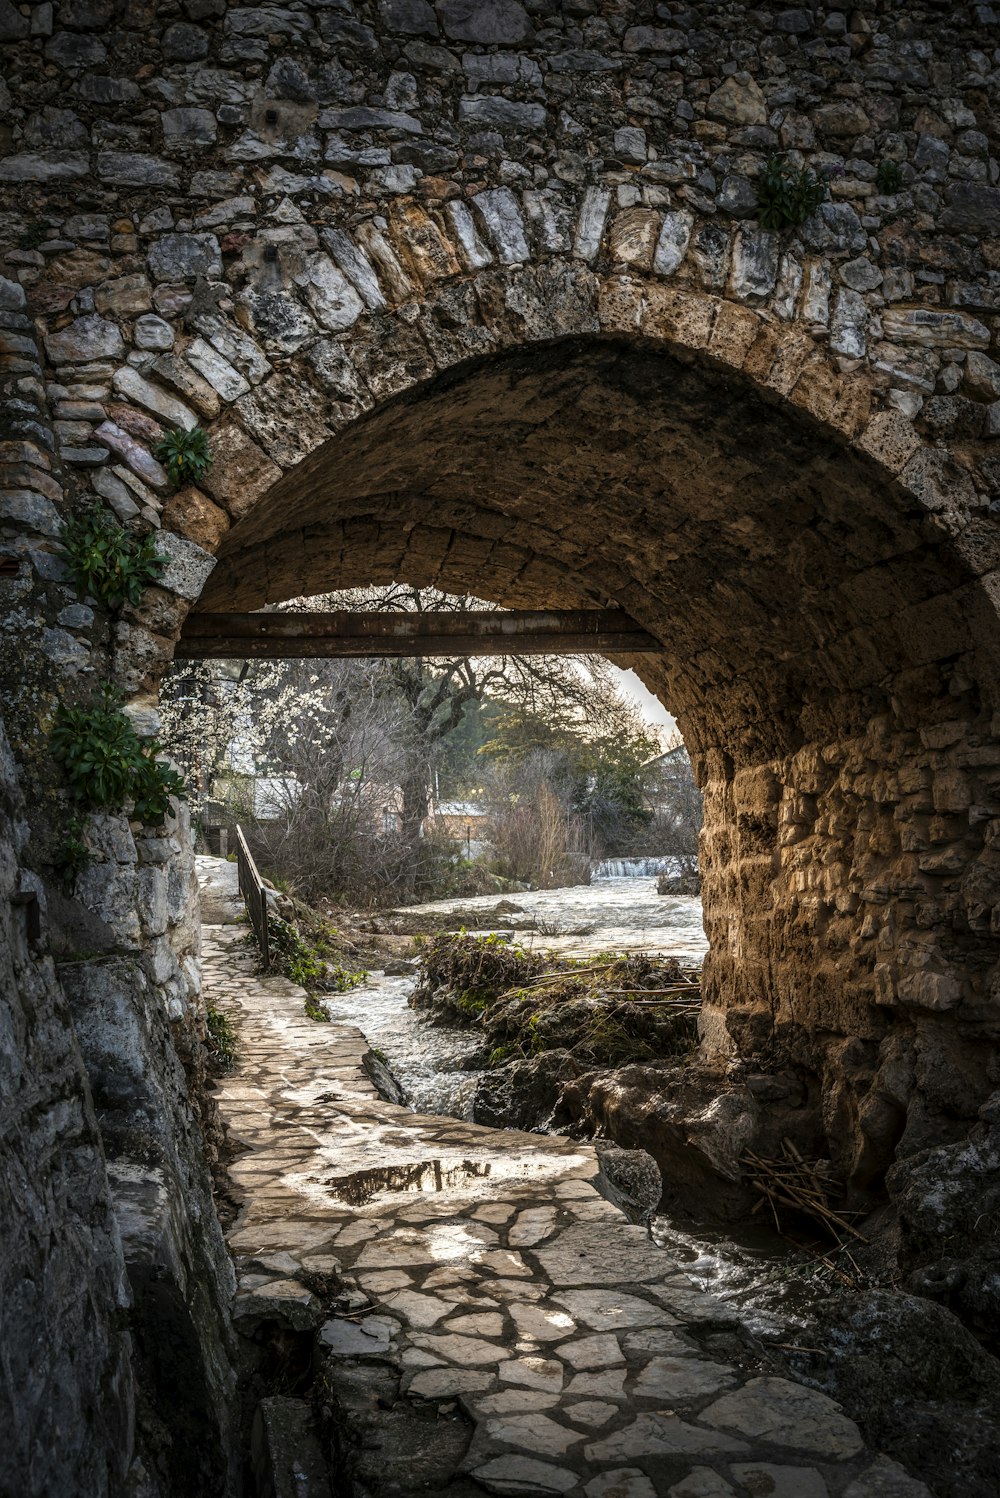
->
[326, 1153, 589, 1206]
[327, 1158, 493, 1204]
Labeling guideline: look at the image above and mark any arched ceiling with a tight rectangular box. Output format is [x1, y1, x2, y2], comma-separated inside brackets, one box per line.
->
[200, 336, 981, 759]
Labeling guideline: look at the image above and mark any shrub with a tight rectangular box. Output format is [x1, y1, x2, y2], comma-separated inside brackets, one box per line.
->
[155, 426, 212, 489]
[756, 155, 828, 232]
[268, 914, 368, 999]
[60, 505, 167, 611]
[51, 823, 92, 892]
[876, 158, 905, 194]
[51, 689, 187, 825]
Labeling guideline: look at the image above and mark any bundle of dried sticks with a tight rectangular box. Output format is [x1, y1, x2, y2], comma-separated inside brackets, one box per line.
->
[742, 1136, 868, 1248]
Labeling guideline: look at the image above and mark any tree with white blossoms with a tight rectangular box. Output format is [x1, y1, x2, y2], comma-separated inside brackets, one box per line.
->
[157, 659, 334, 817]
[158, 586, 674, 903]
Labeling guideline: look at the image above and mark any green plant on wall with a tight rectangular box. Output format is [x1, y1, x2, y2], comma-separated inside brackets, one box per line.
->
[52, 688, 188, 825]
[51, 821, 92, 892]
[756, 155, 828, 232]
[155, 426, 213, 489]
[60, 505, 167, 612]
[876, 158, 905, 194]
[205, 1005, 239, 1072]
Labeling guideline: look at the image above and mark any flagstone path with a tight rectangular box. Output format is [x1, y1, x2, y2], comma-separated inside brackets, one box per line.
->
[203, 924, 931, 1498]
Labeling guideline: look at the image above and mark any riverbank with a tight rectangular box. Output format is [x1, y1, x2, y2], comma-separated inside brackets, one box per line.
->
[204, 918, 940, 1498]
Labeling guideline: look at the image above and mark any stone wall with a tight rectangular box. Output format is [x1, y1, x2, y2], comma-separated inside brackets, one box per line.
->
[0, 268, 236, 1496]
[4, 0, 1000, 1476]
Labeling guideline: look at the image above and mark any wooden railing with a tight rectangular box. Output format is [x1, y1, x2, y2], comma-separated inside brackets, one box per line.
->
[235, 824, 270, 971]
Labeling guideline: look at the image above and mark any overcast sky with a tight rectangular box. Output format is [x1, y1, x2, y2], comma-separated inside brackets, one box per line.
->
[611, 666, 679, 740]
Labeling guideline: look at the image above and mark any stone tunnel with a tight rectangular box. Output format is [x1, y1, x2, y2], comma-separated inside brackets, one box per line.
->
[2, 0, 1000, 1492]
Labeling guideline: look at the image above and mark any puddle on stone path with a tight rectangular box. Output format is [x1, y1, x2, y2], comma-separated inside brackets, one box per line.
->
[326, 1154, 582, 1207]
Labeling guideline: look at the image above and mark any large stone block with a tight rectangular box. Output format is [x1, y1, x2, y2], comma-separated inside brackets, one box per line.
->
[201, 419, 282, 518]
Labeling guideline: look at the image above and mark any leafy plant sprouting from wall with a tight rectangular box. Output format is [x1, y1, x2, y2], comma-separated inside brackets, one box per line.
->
[51, 688, 188, 826]
[155, 426, 213, 489]
[876, 158, 905, 194]
[51, 821, 92, 892]
[60, 505, 167, 612]
[756, 155, 829, 232]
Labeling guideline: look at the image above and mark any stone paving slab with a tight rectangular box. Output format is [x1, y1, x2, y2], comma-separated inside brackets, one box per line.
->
[204, 927, 931, 1498]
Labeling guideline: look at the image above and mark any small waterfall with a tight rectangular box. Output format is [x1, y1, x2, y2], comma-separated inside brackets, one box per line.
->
[592, 856, 681, 879]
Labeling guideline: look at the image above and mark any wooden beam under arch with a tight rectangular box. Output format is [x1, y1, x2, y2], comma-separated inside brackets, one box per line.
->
[175, 609, 661, 659]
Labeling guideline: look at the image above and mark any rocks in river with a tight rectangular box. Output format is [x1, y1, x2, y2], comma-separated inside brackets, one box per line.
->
[474, 1049, 584, 1132]
[657, 862, 701, 897]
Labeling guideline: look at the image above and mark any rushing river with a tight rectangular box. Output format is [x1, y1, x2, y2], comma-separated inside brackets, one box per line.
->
[323, 874, 707, 1116]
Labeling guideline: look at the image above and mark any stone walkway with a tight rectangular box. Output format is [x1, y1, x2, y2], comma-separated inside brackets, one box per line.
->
[203, 925, 930, 1498]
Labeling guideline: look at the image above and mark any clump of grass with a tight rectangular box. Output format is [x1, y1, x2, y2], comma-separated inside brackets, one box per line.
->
[206, 1005, 239, 1072]
[876, 158, 905, 194]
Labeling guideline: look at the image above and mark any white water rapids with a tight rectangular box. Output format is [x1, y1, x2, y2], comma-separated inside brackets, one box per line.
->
[323, 875, 706, 1118]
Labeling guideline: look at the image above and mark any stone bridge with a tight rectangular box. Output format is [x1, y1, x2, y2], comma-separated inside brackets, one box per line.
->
[3, 0, 1000, 1492]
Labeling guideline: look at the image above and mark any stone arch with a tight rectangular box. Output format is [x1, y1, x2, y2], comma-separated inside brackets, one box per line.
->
[108, 262, 998, 1193]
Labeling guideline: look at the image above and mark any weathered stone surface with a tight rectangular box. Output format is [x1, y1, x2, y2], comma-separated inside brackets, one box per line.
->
[200, 421, 282, 518]
[96, 152, 179, 188]
[585, 1413, 749, 1461]
[940, 184, 1000, 234]
[161, 108, 218, 150]
[701, 1378, 863, 1458]
[439, 0, 530, 44]
[183, 339, 250, 402]
[299, 255, 365, 332]
[706, 75, 767, 126]
[153, 530, 216, 601]
[0, 151, 89, 181]
[111, 368, 196, 431]
[148, 234, 222, 284]
[44, 315, 124, 365]
[162, 486, 229, 550]
[458, 97, 546, 131]
[233, 1279, 321, 1332]
[151, 355, 221, 420]
[93, 421, 168, 490]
